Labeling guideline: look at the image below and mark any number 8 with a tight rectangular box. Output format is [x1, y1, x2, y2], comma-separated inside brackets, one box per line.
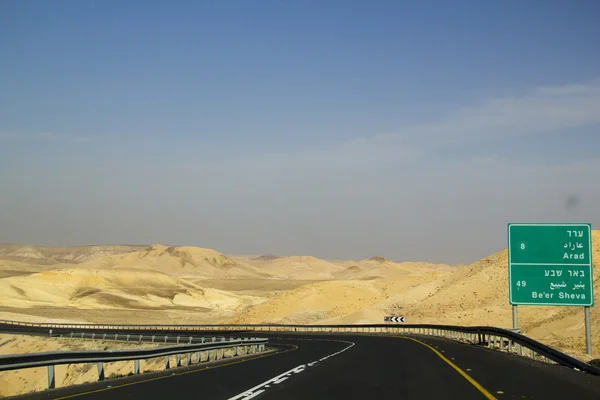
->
[521, 243, 525, 250]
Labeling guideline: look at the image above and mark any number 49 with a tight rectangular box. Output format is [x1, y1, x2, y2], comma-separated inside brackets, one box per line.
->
[516, 281, 526, 287]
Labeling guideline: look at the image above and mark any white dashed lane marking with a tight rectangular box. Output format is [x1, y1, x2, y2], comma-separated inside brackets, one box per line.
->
[227, 339, 355, 400]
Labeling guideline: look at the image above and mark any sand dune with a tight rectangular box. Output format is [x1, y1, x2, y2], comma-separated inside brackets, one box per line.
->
[0, 267, 252, 312]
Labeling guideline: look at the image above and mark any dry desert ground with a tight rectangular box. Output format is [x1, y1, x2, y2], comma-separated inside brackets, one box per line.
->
[1, 235, 599, 396]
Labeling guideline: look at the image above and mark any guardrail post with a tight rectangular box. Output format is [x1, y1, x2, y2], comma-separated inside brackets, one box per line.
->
[165, 336, 168, 343]
[134, 359, 140, 374]
[81, 332, 85, 339]
[196, 351, 201, 363]
[186, 353, 191, 366]
[176, 354, 181, 367]
[152, 335, 155, 343]
[70, 332, 74, 338]
[177, 336, 180, 344]
[189, 337, 193, 344]
[103, 333, 106, 340]
[92, 333, 95, 340]
[48, 365, 55, 389]
[165, 356, 170, 369]
[97, 362, 105, 381]
[115, 334, 118, 340]
[235, 346, 239, 356]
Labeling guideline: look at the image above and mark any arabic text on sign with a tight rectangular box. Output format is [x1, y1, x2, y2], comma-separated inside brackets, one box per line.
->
[563, 242, 584, 250]
[549, 282, 568, 290]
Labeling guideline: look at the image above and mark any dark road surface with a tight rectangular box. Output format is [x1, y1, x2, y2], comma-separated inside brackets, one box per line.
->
[8, 333, 600, 400]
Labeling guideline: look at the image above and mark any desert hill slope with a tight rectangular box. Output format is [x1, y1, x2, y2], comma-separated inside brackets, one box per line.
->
[76, 244, 274, 279]
[0, 244, 147, 265]
[248, 255, 346, 280]
[225, 269, 449, 325]
[335, 256, 454, 280]
[0, 267, 252, 312]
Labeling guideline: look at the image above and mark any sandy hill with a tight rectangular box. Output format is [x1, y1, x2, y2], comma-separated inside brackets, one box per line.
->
[226, 280, 385, 324]
[334, 256, 453, 280]
[0, 259, 47, 278]
[0, 244, 147, 265]
[225, 270, 449, 324]
[251, 255, 346, 280]
[0, 267, 251, 312]
[251, 254, 281, 261]
[78, 245, 274, 279]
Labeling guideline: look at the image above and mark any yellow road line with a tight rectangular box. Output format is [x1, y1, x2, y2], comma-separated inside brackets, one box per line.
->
[396, 337, 498, 400]
[53, 345, 298, 400]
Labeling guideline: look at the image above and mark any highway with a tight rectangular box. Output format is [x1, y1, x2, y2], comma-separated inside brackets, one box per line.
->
[9, 333, 600, 400]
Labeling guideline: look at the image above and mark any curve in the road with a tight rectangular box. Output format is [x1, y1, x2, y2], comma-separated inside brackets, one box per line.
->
[7, 332, 600, 399]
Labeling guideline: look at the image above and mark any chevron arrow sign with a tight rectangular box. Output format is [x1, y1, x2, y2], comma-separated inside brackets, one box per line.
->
[384, 316, 405, 323]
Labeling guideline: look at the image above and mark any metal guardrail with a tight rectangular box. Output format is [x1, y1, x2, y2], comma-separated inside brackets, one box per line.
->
[0, 332, 268, 389]
[1, 319, 599, 376]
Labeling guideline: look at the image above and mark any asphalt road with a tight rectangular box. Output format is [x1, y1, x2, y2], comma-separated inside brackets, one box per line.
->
[9, 333, 600, 400]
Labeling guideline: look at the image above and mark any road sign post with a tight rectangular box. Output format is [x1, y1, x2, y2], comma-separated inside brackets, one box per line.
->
[508, 223, 594, 356]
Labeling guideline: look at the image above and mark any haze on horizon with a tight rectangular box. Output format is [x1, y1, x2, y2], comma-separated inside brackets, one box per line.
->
[1, 1, 599, 264]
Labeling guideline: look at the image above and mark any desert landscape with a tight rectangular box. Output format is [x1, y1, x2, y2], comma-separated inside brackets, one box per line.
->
[0, 234, 598, 364]
[1, 235, 599, 396]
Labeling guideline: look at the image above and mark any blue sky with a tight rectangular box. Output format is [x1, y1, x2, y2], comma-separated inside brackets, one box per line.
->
[1, 0, 599, 263]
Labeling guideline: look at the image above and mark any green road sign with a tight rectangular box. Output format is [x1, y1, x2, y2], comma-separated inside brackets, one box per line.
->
[508, 223, 594, 306]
